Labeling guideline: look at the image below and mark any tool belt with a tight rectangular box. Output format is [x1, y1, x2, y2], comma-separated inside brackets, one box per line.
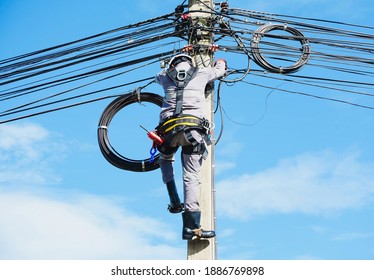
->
[156, 114, 210, 136]
[156, 114, 211, 159]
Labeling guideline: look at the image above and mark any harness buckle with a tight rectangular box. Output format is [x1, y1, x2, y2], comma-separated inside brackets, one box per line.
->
[176, 69, 187, 81]
[200, 118, 210, 129]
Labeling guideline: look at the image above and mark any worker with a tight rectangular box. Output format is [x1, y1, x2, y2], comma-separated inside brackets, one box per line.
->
[155, 53, 226, 240]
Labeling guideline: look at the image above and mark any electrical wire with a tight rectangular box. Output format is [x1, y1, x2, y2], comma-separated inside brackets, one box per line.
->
[0, 3, 373, 175]
[0, 78, 156, 125]
[0, 12, 181, 122]
[250, 23, 310, 73]
[97, 91, 163, 172]
[0, 4, 373, 126]
[241, 80, 374, 110]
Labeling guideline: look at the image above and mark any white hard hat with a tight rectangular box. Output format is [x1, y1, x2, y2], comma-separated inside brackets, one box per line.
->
[169, 54, 195, 67]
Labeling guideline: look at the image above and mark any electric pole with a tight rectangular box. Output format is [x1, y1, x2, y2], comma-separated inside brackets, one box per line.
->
[187, 0, 216, 260]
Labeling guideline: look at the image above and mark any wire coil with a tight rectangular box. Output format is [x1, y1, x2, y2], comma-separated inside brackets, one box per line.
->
[250, 24, 310, 73]
[97, 91, 163, 172]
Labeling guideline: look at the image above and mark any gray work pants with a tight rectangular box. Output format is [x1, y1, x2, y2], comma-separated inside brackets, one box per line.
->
[159, 129, 204, 212]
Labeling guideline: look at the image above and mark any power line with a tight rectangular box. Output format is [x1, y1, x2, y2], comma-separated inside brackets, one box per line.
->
[0, 5, 373, 125]
[240, 80, 374, 110]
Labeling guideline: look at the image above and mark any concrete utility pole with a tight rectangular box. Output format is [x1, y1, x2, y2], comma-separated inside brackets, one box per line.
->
[187, 0, 216, 260]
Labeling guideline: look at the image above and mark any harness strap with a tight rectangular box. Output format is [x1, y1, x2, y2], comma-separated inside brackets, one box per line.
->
[175, 87, 184, 116]
[158, 115, 209, 135]
[184, 130, 208, 160]
[157, 115, 210, 159]
[166, 67, 196, 115]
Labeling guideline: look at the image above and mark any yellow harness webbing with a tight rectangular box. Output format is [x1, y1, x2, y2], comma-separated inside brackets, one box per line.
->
[158, 115, 206, 134]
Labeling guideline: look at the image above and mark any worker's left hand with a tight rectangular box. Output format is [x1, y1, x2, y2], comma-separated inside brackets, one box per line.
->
[215, 58, 227, 70]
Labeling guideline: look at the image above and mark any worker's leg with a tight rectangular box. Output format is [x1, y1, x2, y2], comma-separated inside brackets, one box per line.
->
[180, 151, 215, 240]
[160, 149, 183, 213]
[159, 152, 175, 184]
[181, 152, 202, 212]
[180, 130, 215, 239]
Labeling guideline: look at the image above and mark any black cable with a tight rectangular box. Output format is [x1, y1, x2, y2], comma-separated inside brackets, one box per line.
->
[241, 80, 374, 110]
[214, 80, 224, 145]
[97, 91, 163, 172]
[1, 4, 373, 129]
[0, 22, 176, 81]
[0, 49, 172, 109]
[0, 94, 120, 125]
[0, 32, 178, 86]
[221, 82, 283, 127]
[0, 41, 181, 99]
[250, 24, 310, 73]
[228, 8, 374, 39]
[0, 77, 155, 118]
[0, 12, 176, 68]
[251, 70, 374, 97]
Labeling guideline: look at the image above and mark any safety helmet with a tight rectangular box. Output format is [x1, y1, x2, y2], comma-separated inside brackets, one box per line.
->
[169, 54, 195, 68]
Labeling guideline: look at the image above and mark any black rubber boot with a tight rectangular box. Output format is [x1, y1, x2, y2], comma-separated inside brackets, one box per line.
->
[166, 180, 184, 213]
[182, 210, 216, 240]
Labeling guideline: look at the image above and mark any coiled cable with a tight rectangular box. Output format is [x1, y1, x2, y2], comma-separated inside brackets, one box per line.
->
[97, 91, 163, 172]
[250, 24, 310, 73]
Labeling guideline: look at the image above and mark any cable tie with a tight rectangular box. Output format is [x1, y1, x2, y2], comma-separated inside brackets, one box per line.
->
[98, 125, 108, 130]
[135, 87, 141, 103]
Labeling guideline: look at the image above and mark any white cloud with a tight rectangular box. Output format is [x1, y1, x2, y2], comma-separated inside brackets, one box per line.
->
[215, 137, 243, 174]
[0, 122, 49, 160]
[215, 160, 236, 175]
[216, 150, 374, 219]
[0, 122, 184, 259]
[0, 191, 183, 259]
[0, 122, 63, 187]
[332, 232, 373, 241]
[308, 225, 328, 234]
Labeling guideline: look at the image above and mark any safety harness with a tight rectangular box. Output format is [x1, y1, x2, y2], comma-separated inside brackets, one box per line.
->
[156, 114, 211, 159]
[156, 63, 211, 159]
[158, 115, 208, 134]
[166, 65, 196, 116]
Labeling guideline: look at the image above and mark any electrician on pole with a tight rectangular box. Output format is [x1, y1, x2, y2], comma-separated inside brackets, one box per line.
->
[155, 53, 226, 240]
[94, 0, 311, 261]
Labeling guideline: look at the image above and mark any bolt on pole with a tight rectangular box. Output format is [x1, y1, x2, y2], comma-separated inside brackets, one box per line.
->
[187, 0, 216, 260]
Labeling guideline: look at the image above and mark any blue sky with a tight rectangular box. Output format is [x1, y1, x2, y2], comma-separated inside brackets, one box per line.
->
[0, 0, 373, 260]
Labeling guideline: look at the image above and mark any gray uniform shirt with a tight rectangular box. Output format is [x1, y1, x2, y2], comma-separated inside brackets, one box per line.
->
[155, 60, 226, 122]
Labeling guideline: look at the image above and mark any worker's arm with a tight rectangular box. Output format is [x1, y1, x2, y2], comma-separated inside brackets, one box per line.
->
[207, 59, 227, 82]
[155, 69, 167, 85]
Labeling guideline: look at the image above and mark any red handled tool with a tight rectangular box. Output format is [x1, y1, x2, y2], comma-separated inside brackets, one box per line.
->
[140, 125, 164, 146]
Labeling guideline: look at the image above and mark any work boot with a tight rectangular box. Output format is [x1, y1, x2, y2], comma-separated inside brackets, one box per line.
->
[182, 210, 216, 240]
[166, 180, 184, 213]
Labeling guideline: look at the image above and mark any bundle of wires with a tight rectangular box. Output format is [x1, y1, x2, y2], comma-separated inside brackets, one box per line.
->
[97, 91, 163, 172]
[214, 7, 374, 109]
[1, 3, 373, 171]
[1, 5, 373, 124]
[0, 12, 182, 124]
